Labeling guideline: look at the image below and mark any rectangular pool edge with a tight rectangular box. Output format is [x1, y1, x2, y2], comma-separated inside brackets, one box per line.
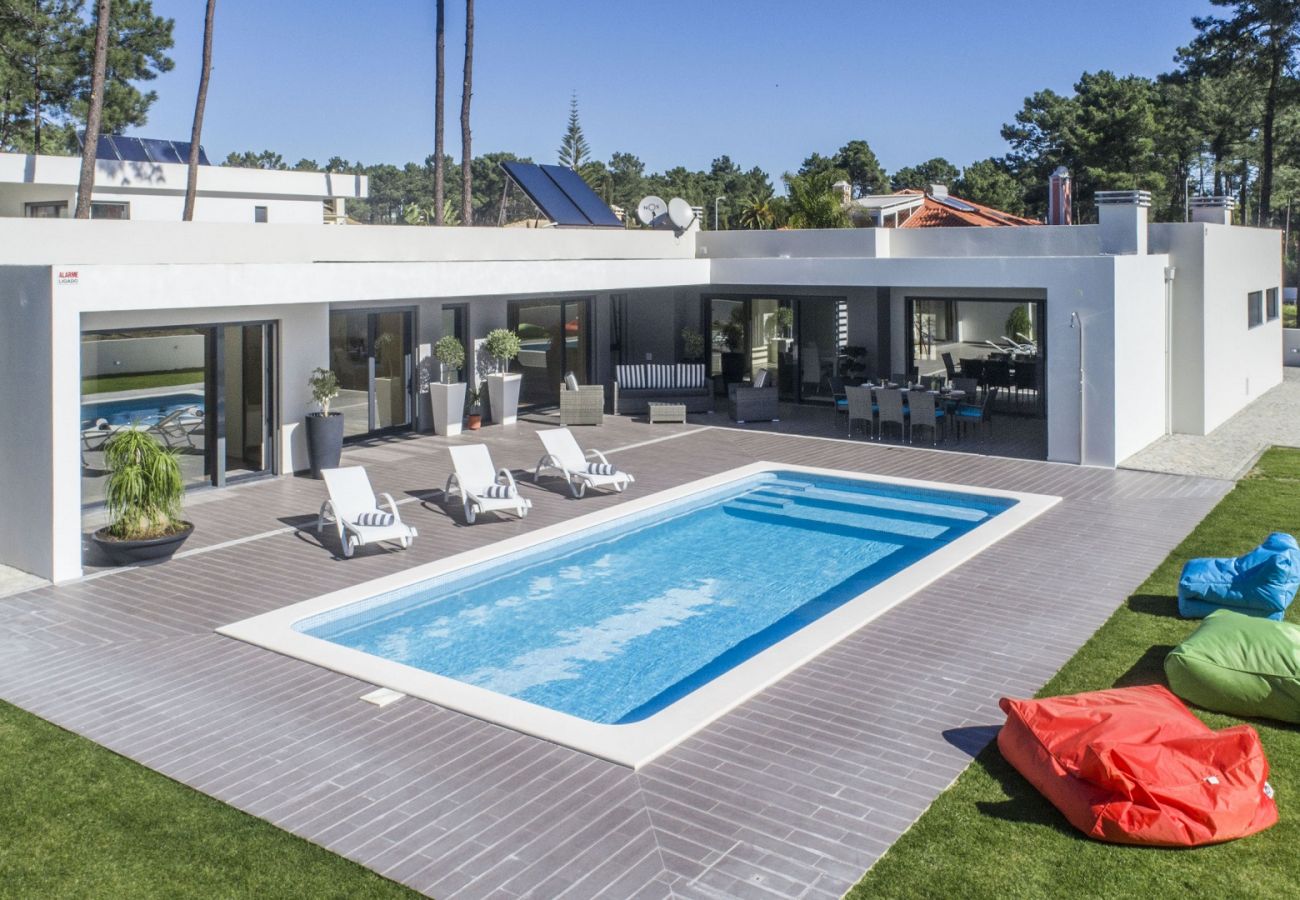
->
[216, 462, 1061, 769]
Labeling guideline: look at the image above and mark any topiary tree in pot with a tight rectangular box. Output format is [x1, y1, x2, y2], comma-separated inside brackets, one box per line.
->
[306, 367, 343, 478]
[483, 328, 523, 425]
[91, 429, 192, 565]
[430, 335, 468, 435]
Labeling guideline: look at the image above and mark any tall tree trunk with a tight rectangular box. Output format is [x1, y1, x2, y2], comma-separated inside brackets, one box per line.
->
[433, 0, 445, 225]
[1258, 47, 1282, 223]
[74, 0, 111, 219]
[183, 0, 216, 221]
[460, 0, 473, 226]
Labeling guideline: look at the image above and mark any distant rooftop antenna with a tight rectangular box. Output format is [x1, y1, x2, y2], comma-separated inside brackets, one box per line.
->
[667, 197, 697, 232]
[636, 196, 666, 226]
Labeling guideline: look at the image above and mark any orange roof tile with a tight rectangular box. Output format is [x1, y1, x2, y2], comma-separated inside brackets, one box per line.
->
[894, 190, 1039, 228]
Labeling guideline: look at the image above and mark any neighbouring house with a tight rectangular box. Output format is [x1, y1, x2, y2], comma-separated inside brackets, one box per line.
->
[0, 136, 366, 225]
[835, 181, 1040, 228]
[0, 173, 1283, 582]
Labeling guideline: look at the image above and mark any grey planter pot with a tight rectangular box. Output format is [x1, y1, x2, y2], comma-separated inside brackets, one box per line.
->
[485, 373, 522, 425]
[429, 381, 467, 436]
[305, 412, 344, 478]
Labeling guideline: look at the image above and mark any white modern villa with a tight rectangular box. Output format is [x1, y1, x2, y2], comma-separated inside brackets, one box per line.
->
[0, 162, 1282, 585]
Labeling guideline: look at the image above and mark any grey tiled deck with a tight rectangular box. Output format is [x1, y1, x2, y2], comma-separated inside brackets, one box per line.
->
[5, 416, 1229, 898]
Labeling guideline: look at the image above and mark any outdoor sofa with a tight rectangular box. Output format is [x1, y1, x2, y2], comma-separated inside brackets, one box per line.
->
[613, 363, 711, 415]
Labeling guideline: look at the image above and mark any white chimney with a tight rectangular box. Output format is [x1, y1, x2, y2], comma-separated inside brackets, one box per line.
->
[1096, 190, 1150, 255]
[1190, 195, 1236, 226]
[1048, 166, 1072, 225]
[832, 180, 852, 205]
[928, 183, 948, 197]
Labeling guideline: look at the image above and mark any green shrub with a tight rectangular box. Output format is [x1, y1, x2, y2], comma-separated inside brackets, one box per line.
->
[484, 328, 521, 372]
[433, 335, 466, 381]
[103, 430, 185, 540]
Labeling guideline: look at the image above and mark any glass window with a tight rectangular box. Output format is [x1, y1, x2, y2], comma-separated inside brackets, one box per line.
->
[1248, 291, 1264, 328]
[1267, 288, 1280, 321]
[254, 206, 268, 223]
[81, 328, 209, 506]
[25, 201, 67, 218]
[90, 202, 130, 220]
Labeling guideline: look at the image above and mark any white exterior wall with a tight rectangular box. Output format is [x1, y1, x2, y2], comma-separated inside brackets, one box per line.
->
[1150, 223, 1284, 435]
[1110, 255, 1171, 463]
[0, 152, 366, 224]
[0, 268, 56, 577]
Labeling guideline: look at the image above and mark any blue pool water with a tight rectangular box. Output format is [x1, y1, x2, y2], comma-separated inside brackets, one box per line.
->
[81, 391, 204, 428]
[299, 471, 1014, 724]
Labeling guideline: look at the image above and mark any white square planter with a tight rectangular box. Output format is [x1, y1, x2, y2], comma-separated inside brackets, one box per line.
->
[428, 381, 466, 436]
[486, 372, 522, 425]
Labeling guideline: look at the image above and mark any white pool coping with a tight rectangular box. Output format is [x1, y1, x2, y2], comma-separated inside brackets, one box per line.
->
[217, 462, 1060, 769]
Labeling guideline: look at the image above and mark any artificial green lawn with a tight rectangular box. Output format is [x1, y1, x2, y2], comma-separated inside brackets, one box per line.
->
[82, 368, 205, 395]
[0, 700, 418, 898]
[850, 447, 1300, 900]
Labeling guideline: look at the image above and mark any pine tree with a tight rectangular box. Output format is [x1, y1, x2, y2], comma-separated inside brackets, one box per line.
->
[557, 93, 590, 169]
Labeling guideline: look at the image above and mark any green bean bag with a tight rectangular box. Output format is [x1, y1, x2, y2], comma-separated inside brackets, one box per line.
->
[1165, 609, 1300, 724]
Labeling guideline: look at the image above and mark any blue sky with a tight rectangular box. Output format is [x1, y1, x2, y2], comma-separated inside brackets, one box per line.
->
[134, 0, 1215, 178]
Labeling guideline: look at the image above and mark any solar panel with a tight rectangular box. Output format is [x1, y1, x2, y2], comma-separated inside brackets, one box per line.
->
[935, 194, 977, 213]
[140, 138, 185, 164]
[172, 141, 211, 166]
[94, 135, 121, 161]
[112, 136, 152, 163]
[540, 164, 622, 227]
[501, 161, 589, 226]
[77, 134, 210, 166]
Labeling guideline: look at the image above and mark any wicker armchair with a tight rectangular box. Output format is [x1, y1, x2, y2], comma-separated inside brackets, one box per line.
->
[727, 383, 779, 423]
[559, 382, 605, 426]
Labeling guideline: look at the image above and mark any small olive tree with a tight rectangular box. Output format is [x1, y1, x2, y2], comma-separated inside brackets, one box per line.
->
[433, 334, 466, 382]
[484, 328, 521, 373]
[309, 367, 340, 416]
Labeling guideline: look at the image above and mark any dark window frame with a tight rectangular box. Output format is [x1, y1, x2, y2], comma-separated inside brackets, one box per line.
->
[1248, 290, 1264, 329]
[1267, 287, 1280, 321]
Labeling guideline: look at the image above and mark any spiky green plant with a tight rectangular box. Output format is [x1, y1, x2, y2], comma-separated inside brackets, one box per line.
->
[102, 429, 185, 540]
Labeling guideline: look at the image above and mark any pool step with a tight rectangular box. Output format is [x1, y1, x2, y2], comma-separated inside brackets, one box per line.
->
[724, 498, 946, 544]
[757, 481, 988, 524]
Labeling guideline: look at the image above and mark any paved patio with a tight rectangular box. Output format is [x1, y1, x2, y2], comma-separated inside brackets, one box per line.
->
[1121, 368, 1300, 479]
[6, 416, 1228, 899]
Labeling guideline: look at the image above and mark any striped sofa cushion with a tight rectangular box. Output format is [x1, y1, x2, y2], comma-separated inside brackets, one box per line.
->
[615, 363, 706, 390]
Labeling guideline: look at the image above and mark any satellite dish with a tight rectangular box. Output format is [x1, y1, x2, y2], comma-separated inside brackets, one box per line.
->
[636, 196, 666, 226]
[667, 197, 696, 231]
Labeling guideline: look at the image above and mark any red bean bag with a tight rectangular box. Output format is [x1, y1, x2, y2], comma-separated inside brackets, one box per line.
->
[997, 684, 1277, 847]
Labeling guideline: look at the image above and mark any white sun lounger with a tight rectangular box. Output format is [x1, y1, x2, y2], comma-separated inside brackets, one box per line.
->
[445, 444, 532, 524]
[533, 427, 634, 498]
[317, 466, 417, 558]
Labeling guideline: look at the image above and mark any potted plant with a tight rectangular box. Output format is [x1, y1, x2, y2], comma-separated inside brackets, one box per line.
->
[483, 328, 522, 425]
[718, 309, 747, 384]
[466, 387, 483, 430]
[305, 367, 343, 478]
[91, 429, 192, 565]
[681, 326, 705, 363]
[430, 334, 467, 436]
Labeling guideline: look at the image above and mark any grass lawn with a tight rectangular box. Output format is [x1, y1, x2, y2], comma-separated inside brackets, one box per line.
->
[82, 368, 205, 395]
[0, 699, 418, 898]
[851, 446, 1300, 899]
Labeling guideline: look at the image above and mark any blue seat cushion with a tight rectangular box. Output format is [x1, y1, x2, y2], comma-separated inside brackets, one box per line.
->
[1178, 532, 1300, 621]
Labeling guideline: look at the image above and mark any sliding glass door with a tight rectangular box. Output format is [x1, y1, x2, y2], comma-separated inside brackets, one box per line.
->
[508, 298, 591, 408]
[704, 295, 847, 403]
[80, 321, 276, 505]
[328, 309, 415, 439]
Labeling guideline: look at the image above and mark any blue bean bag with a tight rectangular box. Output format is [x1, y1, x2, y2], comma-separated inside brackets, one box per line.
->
[1178, 532, 1300, 621]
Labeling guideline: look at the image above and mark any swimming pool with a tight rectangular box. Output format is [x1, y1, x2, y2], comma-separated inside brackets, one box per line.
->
[220, 463, 1059, 767]
[81, 391, 204, 428]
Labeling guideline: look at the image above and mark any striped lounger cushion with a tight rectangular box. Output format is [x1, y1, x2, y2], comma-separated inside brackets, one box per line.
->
[586, 462, 617, 476]
[355, 511, 395, 527]
[481, 483, 513, 499]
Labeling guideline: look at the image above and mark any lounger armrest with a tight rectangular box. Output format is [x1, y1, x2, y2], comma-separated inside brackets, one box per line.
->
[378, 492, 401, 521]
[584, 449, 611, 465]
[496, 467, 520, 492]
